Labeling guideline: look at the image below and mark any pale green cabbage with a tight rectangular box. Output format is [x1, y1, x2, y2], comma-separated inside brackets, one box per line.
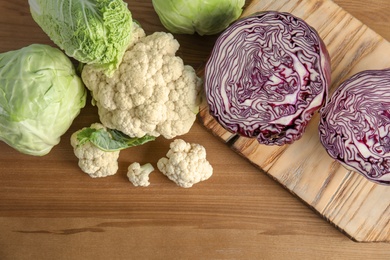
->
[0, 44, 87, 156]
[28, 0, 133, 76]
[152, 0, 245, 35]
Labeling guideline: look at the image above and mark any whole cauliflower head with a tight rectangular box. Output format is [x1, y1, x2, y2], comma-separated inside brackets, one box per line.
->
[70, 123, 120, 178]
[157, 139, 213, 188]
[81, 23, 202, 139]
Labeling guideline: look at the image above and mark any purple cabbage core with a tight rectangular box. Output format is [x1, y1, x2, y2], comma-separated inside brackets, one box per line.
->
[319, 69, 390, 185]
[204, 11, 330, 145]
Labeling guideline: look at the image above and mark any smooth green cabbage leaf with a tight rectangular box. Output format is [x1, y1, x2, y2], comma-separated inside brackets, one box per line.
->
[0, 44, 87, 156]
[28, 0, 133, 76]
[152, 0, 245, 35]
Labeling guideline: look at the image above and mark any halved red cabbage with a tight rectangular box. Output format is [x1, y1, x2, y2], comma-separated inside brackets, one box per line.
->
[319, 69, 390, 185]
[204, 11, 331, 145]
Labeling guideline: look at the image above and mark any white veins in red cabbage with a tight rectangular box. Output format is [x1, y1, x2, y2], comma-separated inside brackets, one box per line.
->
[204, 11, 331, 145]
[319, 69, 390, 185]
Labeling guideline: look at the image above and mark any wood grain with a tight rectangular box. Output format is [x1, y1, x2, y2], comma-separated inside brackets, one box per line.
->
[0, 1, 390, 259]
[199, 0, 390, 242]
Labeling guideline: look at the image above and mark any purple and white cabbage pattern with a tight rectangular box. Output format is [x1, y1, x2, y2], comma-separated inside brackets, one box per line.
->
[204, 11, 331, 145]
[319, 69, 390, 185]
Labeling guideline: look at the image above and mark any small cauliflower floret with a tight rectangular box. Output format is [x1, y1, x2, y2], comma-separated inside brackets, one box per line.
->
[157, 139, 213, 188]
[81, 22, 202, 140]
[127, 162, 155, 187]
[70, 123, 120, 178]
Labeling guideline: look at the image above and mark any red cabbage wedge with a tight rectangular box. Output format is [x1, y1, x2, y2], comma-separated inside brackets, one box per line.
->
[204, 11, 331, 145]
[319, 69, 390, 185]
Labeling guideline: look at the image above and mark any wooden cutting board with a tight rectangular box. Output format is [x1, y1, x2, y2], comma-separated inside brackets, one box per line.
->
[199, 0, 390, 242]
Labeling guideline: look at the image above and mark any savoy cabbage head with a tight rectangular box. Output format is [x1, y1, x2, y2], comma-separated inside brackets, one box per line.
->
[28, 0, 133, 76]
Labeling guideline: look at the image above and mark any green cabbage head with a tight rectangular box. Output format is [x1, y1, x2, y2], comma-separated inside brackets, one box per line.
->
[152, 0, 245, 35]
[0, 44, 87, 156]
[28, 0, 133, 76]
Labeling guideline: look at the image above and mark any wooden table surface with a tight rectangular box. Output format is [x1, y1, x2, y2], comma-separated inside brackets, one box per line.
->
[0, 1, 389, 259]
